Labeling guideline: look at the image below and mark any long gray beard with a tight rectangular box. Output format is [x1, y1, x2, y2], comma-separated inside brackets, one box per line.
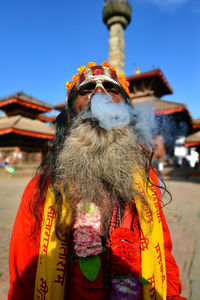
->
[54, 112, 149, 234]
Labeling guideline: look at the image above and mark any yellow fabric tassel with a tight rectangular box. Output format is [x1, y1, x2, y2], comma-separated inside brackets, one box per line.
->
[134, 170, 167, 300]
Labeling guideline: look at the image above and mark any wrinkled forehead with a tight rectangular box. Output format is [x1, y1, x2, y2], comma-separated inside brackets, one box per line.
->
[76, 66, 120, 89]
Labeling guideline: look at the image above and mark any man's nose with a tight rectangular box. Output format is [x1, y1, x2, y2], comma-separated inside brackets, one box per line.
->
[93, 85, 107, 95]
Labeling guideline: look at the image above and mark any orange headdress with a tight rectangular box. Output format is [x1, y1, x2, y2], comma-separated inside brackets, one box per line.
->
[65, 61, 131, 99]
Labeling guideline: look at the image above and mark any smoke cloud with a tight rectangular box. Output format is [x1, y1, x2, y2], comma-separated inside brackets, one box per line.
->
[132, 99, 156, 146]
[82, 93, 132, 130]
[82, 93, 156, 147]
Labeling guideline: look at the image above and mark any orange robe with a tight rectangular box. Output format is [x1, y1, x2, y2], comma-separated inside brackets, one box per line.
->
[8, 171, 187, 300]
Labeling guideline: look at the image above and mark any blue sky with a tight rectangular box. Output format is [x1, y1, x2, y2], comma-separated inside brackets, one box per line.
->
[0, 0, 199, 118]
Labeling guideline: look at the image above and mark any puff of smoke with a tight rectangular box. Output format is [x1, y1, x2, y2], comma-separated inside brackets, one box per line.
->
[131, 99, 156, 147]
[155, 114, 190, 149]
[82, 93, 132, 130]
[82, 94, 156, 147]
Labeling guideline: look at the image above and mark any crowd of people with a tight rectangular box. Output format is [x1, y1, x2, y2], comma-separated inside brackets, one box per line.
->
[0, 148, 23, 173]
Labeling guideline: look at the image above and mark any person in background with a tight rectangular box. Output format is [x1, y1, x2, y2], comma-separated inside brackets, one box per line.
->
[152, 155, 164, 179]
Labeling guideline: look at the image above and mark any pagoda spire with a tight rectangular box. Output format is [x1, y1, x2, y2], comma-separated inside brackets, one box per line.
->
[103, 0, 132, 74]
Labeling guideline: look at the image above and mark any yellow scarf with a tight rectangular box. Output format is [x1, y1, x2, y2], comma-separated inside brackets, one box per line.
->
[134, 170, 167, 300]
[34, 172, 166, 300]
[34, 186, 71, 300]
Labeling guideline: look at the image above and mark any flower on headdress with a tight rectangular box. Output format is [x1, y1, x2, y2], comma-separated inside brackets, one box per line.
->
[72, 74, 79, 82]
[118, 74, 131, 98]
[101, 61, 117, 75]
[118, 74, 126, 81]
[88, 62, 97, 68]
[65, 81, 72, 90]
[110, 66, 117, 73]
[65, 65, 87, 96]
[77, 65, 87, 74]
[101, 61, 110, 68]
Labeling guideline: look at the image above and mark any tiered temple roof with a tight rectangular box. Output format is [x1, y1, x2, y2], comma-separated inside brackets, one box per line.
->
[37, 113, 56, 123]
[0, 92, 52, 118]
[127, 69, 173, 98]
[0, 115, 54, 139]
[0, 92, 55, 151]
[126, 68, 193, 151]
[192, 118, 200, 130]
[185, 131, 200, 147]
[185, 118, 200, 147]
[126, 68, 191, 117]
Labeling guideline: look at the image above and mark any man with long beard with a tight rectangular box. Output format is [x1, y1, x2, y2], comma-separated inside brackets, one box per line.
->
[9, 62, 187, 300]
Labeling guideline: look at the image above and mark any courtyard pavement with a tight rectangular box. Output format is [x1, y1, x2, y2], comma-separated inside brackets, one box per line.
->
[0, 172, 199, 299]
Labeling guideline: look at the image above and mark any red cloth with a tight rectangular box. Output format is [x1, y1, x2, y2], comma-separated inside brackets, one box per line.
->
[8, 174, 187, 300]
[8, 177, 43, 300]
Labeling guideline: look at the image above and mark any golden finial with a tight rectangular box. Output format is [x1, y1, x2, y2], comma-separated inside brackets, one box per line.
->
[135, 66, 140, 75]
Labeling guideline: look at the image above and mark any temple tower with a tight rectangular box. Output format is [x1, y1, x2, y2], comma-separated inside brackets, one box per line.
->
[103, 0, 132, 74]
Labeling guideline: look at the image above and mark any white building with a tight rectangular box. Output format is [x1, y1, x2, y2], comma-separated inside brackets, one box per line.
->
[174, 137, 198, 167]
